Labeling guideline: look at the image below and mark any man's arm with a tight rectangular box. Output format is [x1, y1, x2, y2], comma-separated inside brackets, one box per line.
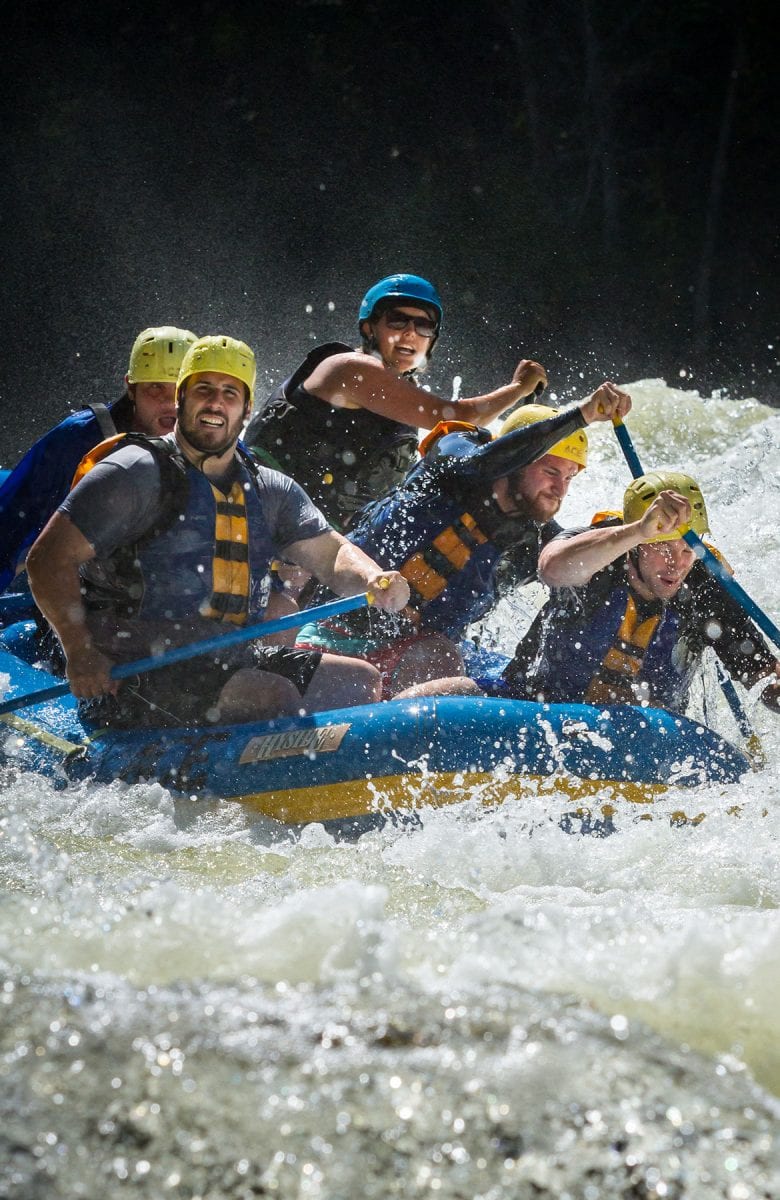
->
[304, 352, 548, 429]
[25, 447, 162, 697]
[539, 490, 694, 586]
[26, 512, 119, 697]
[461, 380, 632, 484]
[284, 528, 410, 612]
[689, 565, 780, 710]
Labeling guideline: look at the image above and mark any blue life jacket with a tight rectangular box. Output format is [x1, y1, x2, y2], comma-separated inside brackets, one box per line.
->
[523, 584, 687, 709]
[0, 401, 126, 591]
[349, 428, 541, 637]
[81, 439, 276, 624]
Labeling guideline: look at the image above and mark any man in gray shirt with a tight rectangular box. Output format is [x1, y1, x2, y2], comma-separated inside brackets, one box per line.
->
[28, 335, 409, 729]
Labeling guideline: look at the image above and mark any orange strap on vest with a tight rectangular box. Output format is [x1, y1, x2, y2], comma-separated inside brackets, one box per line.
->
[590, 509, 622, 526]
[399, 512, 489, 604]
[70, 433, 128, 488]
[584, 593, 661, 705]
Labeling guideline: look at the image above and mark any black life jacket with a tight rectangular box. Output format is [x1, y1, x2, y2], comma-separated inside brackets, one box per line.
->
[244, 342, 419, 530]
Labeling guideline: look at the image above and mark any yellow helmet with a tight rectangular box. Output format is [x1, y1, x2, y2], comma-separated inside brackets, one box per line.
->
[498, 403, 588, 470]
[177, 335, 257, 407]
[127, 326, 198, 383]
[623, 471, 709, 542]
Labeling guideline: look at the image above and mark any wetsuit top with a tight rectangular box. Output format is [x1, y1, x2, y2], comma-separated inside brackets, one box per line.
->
[0, 396, 133, 592]
[244, 342, 419, 530]
[300, 406, 584, 645]
[502, 519, 777, 712]
[59, 434, 329, 631]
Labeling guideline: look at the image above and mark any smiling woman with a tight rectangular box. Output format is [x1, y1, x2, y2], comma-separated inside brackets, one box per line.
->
[244, 273, 548, 534]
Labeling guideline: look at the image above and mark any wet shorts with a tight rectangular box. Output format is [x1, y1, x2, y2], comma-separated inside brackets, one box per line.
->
[79, 643, 323, 730]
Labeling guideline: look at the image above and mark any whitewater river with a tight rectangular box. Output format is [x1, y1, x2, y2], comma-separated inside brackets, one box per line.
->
[1, 381, 779, 1198]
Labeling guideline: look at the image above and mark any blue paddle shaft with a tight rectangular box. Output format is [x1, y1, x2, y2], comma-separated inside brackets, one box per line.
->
[682, 531, 780, 649]
[0, 591, 369, 716]
[612, 419, 644, 478]
[612, 416, 778, 649]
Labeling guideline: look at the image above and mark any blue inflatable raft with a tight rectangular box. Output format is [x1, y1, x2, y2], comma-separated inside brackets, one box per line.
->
[0, 613, 753, 838]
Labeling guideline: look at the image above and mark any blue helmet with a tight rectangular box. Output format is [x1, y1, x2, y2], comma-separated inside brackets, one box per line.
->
[358, 273, 443, 332]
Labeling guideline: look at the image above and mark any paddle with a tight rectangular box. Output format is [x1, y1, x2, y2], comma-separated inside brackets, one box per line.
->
[0, 591, 371, 717]
[611, 416, 644, 478]
[611, 415, 772, 765]
[0, 591, 37, 621]
[611, 417, 779, 648]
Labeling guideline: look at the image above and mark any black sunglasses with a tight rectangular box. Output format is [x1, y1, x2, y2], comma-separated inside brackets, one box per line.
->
[382, 310, 438, 337]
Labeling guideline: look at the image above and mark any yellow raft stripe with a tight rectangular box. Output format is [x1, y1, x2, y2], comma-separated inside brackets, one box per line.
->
[0, 712, 84, 756]
[228, 770, 670, 824]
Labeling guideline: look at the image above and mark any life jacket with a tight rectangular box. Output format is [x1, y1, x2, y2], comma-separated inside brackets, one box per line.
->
[511, 510, 695, 709]
[348, 427, 534, 637]
[75, 434, 276, 625]
[244, 342, 419, 529]
[398, 511, 491, 617]
[87, 401, 119, 440]
[583, 592, 662, 704]
[71, 432, 128, 487]
[520, 583, 685, 709]
[417, 419, 492, 456]
[0, 402, 121, 592]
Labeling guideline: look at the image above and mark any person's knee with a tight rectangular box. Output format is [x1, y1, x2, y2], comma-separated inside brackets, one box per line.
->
[305, 655, 382, 709]
[394, 676, 484, 699]
[345, 658, 382, 704]
[387, 635, 465, 695]
[212, 667, 300, 722]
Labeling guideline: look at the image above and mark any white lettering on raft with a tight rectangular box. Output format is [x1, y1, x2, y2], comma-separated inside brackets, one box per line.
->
[238, 723, 352, 764]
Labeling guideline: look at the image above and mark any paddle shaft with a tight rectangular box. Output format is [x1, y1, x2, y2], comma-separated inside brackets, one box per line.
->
[0, 591, 369, 716]
[611, 417, 779, 650]
[611, 418, 644, 478]
[611, 416, 771, 762]
[682, 529, 780, 649]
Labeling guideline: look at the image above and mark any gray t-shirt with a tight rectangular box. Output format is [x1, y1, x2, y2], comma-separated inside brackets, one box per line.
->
[59, 437, 330, 558]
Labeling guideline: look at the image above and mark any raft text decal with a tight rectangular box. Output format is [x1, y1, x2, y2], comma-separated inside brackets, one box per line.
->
[239, 723, 351, 764]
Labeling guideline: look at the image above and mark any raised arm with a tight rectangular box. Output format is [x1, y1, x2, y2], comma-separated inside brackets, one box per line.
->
[303, 352, 548, 430]
[464, 379, 633, 483]
[539, 490, 694, 586]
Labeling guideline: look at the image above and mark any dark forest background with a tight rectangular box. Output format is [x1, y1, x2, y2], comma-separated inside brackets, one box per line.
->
[2, 0, 778, 465]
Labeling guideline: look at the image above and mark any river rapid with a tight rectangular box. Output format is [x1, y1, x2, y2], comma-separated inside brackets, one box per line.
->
[1, 381, 779, 1199]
